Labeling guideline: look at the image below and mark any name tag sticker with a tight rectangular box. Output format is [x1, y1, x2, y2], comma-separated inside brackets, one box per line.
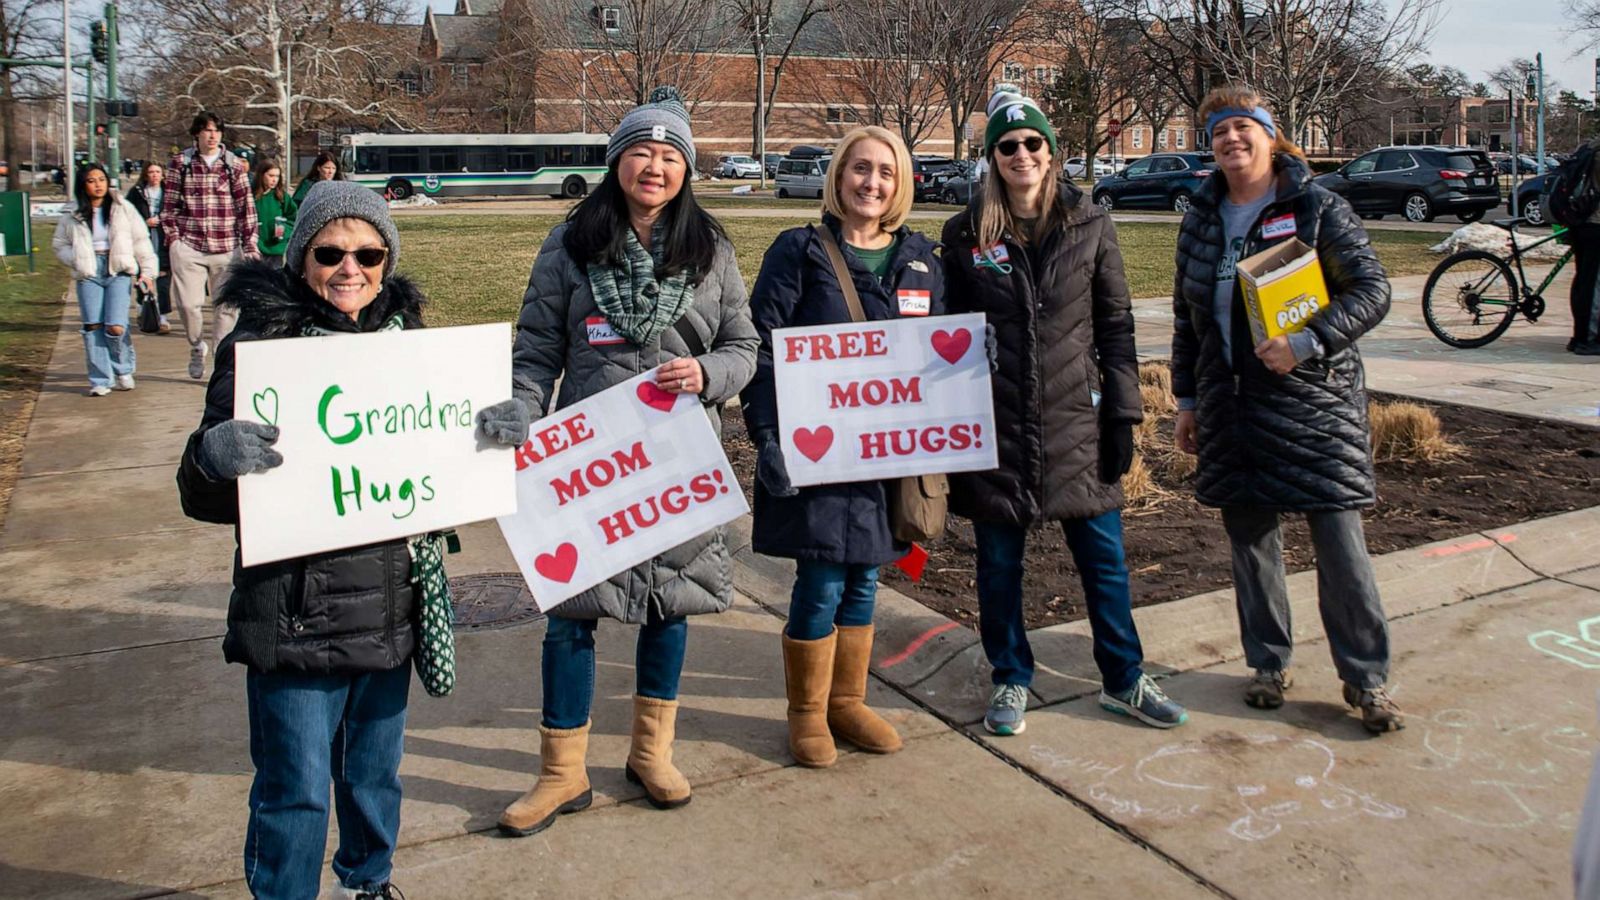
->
[586, 316, 626, 346]
[972, 243, 1010, 266]
[897, 289, 931, 316]
[1262, 214, 1297, 240]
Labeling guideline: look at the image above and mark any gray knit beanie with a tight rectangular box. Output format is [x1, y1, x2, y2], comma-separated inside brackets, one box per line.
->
[606, 86, 696, 170]
[285, 180, 401, 279]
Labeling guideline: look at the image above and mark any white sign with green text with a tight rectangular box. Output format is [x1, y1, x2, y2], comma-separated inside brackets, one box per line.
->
[233, 323, 516, 566]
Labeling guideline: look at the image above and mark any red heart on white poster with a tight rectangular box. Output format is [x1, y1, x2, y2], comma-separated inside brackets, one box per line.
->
[534, 542, 579, 583]
[636, 382, 678, 413]
[931, 328, 972, 365]
[792, 426, 834, 462]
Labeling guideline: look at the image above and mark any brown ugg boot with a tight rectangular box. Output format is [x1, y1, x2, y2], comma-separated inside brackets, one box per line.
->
[782, 631, 838, 768]
[497, 722, 593, 837]
[624, 694, 692, 809]
[828, 624, 903, 754]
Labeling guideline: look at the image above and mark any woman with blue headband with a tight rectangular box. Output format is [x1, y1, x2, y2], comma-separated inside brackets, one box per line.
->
[1170, 85, 1403, 734]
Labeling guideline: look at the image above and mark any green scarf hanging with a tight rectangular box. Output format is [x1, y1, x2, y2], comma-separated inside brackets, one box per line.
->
[585, 222, 695, 346]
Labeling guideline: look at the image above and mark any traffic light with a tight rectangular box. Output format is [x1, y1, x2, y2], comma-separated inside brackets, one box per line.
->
[90, 21, 108, 63]
[94, 123, 107, 136]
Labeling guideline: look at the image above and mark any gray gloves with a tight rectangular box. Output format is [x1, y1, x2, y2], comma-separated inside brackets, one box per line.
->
[754, 431, 798, 498]
[984, 323, 1000, 373]
[198, 420, 283, 481]
[476, 397, 532, 446]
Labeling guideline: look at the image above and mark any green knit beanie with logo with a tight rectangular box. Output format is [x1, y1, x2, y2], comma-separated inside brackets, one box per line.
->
[983, 83, 1058, 156]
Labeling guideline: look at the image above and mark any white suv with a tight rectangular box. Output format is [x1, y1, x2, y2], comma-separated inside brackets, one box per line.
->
[717, 155, 762, 179]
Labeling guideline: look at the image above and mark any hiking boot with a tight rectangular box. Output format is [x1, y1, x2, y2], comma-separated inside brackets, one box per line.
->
[1100, 673, 1189, 728]
[1343, 683, 1405, 734]
[352, 884, 405, 900]
[1244, 669, 1293, 709]
[984, 683, 1029, 736]
[188, 342, 208, 379]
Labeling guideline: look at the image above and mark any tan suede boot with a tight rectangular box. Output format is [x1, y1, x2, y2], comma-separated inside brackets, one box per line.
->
[782, 631, 838, 768]
[624, 694, 693, 809]
[828, 624, 903, 754]
[497, 722, 593, 837]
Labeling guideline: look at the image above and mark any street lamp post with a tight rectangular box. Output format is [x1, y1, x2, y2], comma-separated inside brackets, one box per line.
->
[580, 55, 602, 133]
[754, 13, 769, 190]
[62, 0, 73, 199]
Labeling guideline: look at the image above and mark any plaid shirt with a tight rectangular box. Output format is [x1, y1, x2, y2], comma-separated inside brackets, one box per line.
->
[161, 148, 259, 255]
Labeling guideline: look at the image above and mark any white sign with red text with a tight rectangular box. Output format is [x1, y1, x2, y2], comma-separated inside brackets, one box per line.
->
[773, 312, 997, 487]
[496, 370, 748, 611]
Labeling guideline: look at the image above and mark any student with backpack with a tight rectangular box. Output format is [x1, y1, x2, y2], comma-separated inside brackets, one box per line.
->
[1543, 140, 1600, 355]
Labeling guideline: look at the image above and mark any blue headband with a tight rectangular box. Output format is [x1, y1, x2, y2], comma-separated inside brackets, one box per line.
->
[1206, 106, 1277, 139]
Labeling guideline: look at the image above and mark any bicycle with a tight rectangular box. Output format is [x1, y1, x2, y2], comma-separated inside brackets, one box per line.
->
[1420, 217, 1574, 348]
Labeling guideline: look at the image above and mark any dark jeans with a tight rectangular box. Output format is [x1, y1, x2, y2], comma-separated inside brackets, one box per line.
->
[542, 613, 687, 729]
[1570, 225, 1600, 345]
[974, 510, 1145, 693]
[244, 665, 410, 900]
[786, 561, 879, 640]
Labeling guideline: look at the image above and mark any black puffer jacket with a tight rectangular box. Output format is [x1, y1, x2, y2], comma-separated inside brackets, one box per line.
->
[941, 181, 1141, 526]
[741, 215, 945, 564]
[177, 259, 425, 674]
[1171, 154, 1391, 511]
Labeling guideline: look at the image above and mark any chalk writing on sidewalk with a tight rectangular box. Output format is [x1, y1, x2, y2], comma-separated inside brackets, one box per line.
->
[1528, 615, 1600, 669]
[1410, 708, 1588, 831]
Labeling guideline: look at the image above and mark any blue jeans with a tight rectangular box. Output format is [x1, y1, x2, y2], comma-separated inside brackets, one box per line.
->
[786, 561, 879, 640]
[973, 510, 1145, 693]
[76, 255, 135, 388]
[244, 665, 410, 900]
[542, 614, 687, 729]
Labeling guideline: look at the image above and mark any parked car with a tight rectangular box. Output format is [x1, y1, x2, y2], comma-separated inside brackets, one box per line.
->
[1515, 173, 1547, 226]
[716, 155, 763, 179]
[1063, 157, 1115, 179]
[775, 147, 831, 198]
[1494, 154, 1541, 176]
[910, 155, 958, 202]
[1314, 146, 1499, 223]
[1091, 152, 1216, 213]
[763, 152, 783, 178]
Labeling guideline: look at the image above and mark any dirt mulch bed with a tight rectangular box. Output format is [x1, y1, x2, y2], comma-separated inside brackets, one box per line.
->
[721, 395, 1600, 631]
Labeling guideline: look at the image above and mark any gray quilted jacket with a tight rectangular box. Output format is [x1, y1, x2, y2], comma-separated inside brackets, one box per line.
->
[513, 224, 759, 622]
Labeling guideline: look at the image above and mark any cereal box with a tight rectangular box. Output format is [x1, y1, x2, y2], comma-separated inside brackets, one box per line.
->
[1235, 238, 1330, 345]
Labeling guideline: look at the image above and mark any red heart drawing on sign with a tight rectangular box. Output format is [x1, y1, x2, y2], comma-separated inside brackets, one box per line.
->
[792, 426, 834, 462]
[636, 381, 678, 413]
[534, 542, 579, 583]
[931, 328, 972, 365]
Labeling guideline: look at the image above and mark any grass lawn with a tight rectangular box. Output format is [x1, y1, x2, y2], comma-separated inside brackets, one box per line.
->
[0, 221, 66, 528]
[397, 213, 1447, 327]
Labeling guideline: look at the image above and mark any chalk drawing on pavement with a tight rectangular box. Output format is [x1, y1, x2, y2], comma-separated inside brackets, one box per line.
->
[1411, 708, 1588, 831]
[1528, 615, 1600, 669]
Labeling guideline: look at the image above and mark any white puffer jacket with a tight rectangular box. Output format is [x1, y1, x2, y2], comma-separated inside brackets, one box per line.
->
[52, 196, 157, 281]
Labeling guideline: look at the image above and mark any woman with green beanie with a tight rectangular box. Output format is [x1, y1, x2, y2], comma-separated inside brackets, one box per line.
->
[941, 84, 1187, 738]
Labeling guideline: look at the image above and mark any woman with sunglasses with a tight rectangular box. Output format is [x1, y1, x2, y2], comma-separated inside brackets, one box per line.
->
[494, 87, 758, 837]
[177, 181, 519, 899]
[941, 84, 1186, 738]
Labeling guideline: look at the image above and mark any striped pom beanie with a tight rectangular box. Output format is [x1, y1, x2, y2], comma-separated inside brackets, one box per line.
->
[983, 83, 1058, 156]
[606, 86, 696, 170]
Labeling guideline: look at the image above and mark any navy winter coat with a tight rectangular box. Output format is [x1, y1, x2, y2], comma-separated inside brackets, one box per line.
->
[741, 215, 946, 564]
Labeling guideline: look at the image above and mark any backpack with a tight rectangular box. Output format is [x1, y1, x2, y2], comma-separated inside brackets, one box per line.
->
[1544, 143, 1600, 228]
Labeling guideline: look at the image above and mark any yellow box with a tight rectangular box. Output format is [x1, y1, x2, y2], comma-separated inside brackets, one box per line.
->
[1235, 238, 1331, 346]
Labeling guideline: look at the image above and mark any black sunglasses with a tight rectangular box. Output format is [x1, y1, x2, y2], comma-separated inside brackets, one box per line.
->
[995, 136, 1046, 157]
[309, 246, 388, 268]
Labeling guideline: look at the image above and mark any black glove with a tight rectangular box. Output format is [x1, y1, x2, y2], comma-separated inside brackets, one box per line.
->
[476, 397, 532, 447]
[198, 420, 283, 481]
[754, 431, 798, 498]
[984, 323, 1000, 373]
[1098, 421, 1135, 484]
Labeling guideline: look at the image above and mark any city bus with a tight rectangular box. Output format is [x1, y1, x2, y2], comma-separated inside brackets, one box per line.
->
[337, 132, 610, 200]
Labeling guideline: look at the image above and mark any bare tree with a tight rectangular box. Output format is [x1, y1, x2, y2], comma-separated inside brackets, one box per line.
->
[1, 0, 60, 190]
[1109, 0, 1244, 139]
[924, 0, 1032, 160]
[727, 0, 824, 153]
[482, 0, 549, 132]
[821, 0, 947, 150]
[1036, 0, 1136, 164]
[1567, 0, 1600, 48]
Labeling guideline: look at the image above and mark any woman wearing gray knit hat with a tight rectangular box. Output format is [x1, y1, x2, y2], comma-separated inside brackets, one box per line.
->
[177, 179, 523, 899]
[496, 86, 759, 838]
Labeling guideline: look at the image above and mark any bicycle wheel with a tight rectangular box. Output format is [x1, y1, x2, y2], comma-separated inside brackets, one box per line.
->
[1421, 250, 1520, 348]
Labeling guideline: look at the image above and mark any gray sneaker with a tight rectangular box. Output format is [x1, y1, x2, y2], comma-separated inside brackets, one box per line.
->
[1100, 673, 1188, 728]
[188, 342, 208, 380]
[984, 683, 1029, 736]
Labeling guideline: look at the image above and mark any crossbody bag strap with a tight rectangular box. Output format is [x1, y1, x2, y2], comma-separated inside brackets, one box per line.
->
[671, 314, 707, 357]
[810, 223, 867, 324]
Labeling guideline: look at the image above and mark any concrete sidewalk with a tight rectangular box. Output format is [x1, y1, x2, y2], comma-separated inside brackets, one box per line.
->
[1, 293, 1596, 899]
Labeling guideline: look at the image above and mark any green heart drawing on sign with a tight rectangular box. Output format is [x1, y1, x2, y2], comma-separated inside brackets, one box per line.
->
[252, 388, 279, 427]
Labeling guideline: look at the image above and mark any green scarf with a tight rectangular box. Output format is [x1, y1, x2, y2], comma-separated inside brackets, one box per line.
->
[585, 222, 694, 346]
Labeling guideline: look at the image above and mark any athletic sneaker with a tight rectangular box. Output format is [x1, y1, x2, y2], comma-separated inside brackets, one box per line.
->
[113, 374, 135, 391]
[1244, 668, 1294, 709]
[1343, 682, 1405, 734]
[88, 385, 111, 397]
[1100, 673, 1189, 728]
[984, 683, 1029, 736]
[188, 342, 208, 380]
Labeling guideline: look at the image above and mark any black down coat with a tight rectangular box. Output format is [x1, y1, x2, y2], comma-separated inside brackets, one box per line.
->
[741, 215, 946, 564]
[941, 181, 1142, 526]
[177, 259, 424, 674]
[1171, 154, 1391, 511]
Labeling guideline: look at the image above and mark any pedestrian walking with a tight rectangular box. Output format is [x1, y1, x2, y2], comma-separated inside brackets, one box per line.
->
[740, 125, 944, 768]
[177, 181, 517, 900]
[126, 160, 172, 333]
[293, 151, 342, 207]
[497, 87, 758, 837]
[1170, 85, 1402, 734]
[942, 84, 1187, 738]
[161, 111, 260, 381]
[252, 159, 297, 267]
[52, 163, 156, 396]
[1558, 138, 1600, 355]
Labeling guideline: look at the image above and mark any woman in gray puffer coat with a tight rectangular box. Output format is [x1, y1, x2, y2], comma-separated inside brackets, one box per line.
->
[495, 88, 758, 838]
[1172, 86, 1401, 735]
